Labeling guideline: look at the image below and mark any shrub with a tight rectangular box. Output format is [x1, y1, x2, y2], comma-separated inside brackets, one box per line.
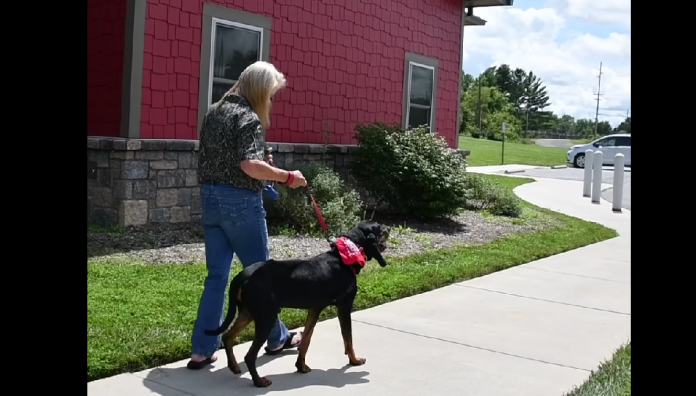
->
[265, 163, 363, 235]
[483, 112, 522, 142]
[464, 173, 522, 217]
[470, 129, 485, 139]
[351, 122, 470, 219]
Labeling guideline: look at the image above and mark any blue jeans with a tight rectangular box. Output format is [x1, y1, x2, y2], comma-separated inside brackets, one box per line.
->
[191, 183, 290, 357]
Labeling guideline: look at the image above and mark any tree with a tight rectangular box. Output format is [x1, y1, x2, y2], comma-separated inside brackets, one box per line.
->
[556, 115, 576, 132]
[510, 67, 528, 113]
[574, 119, 595, 137]
[494, 64, 515, 97]
[461, 85, 522, 140]
[479, 66, 498, 87]
[481, 65, 551, 134]
[518, 72, 550, 134]
[483, 109, 522, 141]
[596, 121, 612, 136]
[459, 73, 477, 134]
[527, 111, 557, 131]
[460, 72, 476, 98]
[521, 71, 550, 111]
[614, 117, 631, 134]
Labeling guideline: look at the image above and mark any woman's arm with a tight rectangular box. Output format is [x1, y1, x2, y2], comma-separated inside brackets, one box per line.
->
[234, 118, 302, 185]
[240, 159, 290, 183]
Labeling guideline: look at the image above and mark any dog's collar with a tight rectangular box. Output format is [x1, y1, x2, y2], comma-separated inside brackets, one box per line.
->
[331, 237, 366, 275]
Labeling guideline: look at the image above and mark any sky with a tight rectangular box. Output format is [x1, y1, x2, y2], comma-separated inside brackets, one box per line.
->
[462, 0, 630, 127]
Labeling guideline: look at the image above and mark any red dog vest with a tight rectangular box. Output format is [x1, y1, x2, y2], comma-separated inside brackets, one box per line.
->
[334, 237, 366, 273]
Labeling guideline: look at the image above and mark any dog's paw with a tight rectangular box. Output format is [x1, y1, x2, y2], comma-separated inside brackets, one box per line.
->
[228, 363, 242, 375]
[253, 377, 272, 387]
[348, 357, 366, 366]
[296, 362, 312, 373]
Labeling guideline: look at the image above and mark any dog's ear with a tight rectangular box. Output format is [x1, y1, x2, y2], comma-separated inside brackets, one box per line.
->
[363, 233, 387, 267]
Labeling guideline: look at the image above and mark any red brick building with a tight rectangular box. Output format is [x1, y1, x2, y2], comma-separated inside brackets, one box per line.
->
[87, 0, 512, 226]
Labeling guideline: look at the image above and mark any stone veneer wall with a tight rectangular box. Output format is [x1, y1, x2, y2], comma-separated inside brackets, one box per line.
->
[87, 137, 469, 227]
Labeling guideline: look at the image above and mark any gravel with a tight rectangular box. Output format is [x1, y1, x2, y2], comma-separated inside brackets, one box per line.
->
[88, 209, 561, 265]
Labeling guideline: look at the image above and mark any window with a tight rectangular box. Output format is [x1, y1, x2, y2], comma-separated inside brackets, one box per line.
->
[402, 53, 438, 132]
[616, 136, 631, 147]
[406, 63, 435, 130]
[198, 4, 271, 133]
[209, 19, 263, 105]
[595, 137, 616, 147]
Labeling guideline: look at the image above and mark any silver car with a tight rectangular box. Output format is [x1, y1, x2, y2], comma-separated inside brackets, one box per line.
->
[567, 134, 631, 168]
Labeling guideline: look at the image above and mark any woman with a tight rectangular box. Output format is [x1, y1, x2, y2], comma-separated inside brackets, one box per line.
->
[188, 61, 307, 369]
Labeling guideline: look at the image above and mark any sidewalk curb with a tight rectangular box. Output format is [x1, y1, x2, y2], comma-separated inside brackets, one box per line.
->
[504, 169, 527, 174]
[550, 165, 567, 169]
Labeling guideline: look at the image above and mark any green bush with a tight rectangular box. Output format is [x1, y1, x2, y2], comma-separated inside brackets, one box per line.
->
[351, 122, 470, 219]
[464, 173, 522, 217]
[470, 129, 485, 139]
[265, 163, 363, 235]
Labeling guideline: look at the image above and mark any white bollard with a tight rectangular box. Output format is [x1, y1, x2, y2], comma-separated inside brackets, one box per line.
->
[582, 149, 594, 197]
[591, 150, 603, 203]
[612, 153, 625, 212]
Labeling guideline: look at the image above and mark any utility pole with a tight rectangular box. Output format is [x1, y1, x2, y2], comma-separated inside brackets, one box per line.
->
[524, 108, 529, 138]
[593, 62, 603, 137]
[477, 77, 482, 133]
[626, 108, 629, 119]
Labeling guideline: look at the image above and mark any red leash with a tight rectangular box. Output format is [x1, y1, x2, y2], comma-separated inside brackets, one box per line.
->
[265, 147, 330, 238]
[307, 187, 329, 234]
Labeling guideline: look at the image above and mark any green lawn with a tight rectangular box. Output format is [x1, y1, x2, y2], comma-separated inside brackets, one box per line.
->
[459, 136, 568, 167]
[564, 342, 631, 396]
[87, 175, 618, 381]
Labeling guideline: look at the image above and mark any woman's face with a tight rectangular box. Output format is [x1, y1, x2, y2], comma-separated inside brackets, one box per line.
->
[268, 86, 280, 108]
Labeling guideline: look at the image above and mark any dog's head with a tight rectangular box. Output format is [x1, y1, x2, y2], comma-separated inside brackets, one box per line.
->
[344, 221, 390, 267]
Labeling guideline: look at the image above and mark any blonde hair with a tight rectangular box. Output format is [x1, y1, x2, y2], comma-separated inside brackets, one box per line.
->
[227, 61, 286, 128]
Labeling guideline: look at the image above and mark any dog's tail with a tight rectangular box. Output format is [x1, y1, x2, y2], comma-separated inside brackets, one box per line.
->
[204, 274, 243, 336]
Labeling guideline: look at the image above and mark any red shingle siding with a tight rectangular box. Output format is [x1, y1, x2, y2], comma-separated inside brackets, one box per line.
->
[88, 0, 128, 137]
[140, 0, 462, 147]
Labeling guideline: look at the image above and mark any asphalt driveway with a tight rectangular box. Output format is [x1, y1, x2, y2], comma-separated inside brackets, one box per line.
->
[535, 139, 574, 148]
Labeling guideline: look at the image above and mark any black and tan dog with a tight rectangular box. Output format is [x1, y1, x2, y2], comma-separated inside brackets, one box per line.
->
[204, 220, 391, 388]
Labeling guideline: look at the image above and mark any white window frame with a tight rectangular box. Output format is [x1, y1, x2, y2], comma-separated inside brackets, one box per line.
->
[207, 18, 264, 107]
[405, 62, 435, 131]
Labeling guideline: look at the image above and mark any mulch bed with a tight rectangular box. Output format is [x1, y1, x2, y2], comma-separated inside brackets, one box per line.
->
[88, 209, 560, 264]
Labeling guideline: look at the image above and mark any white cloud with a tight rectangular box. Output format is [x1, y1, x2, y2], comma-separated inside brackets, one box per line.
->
[565, 33, 631, 61]
[551, 0, 631, 29]
[463, 6, 631, 126]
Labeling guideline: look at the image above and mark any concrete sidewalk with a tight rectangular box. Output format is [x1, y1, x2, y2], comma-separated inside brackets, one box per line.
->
[88, 177, 630, 396]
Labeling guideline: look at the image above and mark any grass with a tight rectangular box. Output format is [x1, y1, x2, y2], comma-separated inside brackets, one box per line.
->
[459, 136, 567, 167]
[564, 342, 631, 396]
[571, 138, 594, 145]
[87, 174, 618, 381]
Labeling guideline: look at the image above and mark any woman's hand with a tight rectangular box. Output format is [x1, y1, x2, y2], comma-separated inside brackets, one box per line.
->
[286, 171, 307, 188]
[264, 148, 306, 188]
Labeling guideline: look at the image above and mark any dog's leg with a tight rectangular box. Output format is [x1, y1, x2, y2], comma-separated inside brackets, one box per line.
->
[295, 308, 323, 373]
[337, 303, 366, 366]
[221, 309, 252, 374]
[244, 313, 276, 388]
